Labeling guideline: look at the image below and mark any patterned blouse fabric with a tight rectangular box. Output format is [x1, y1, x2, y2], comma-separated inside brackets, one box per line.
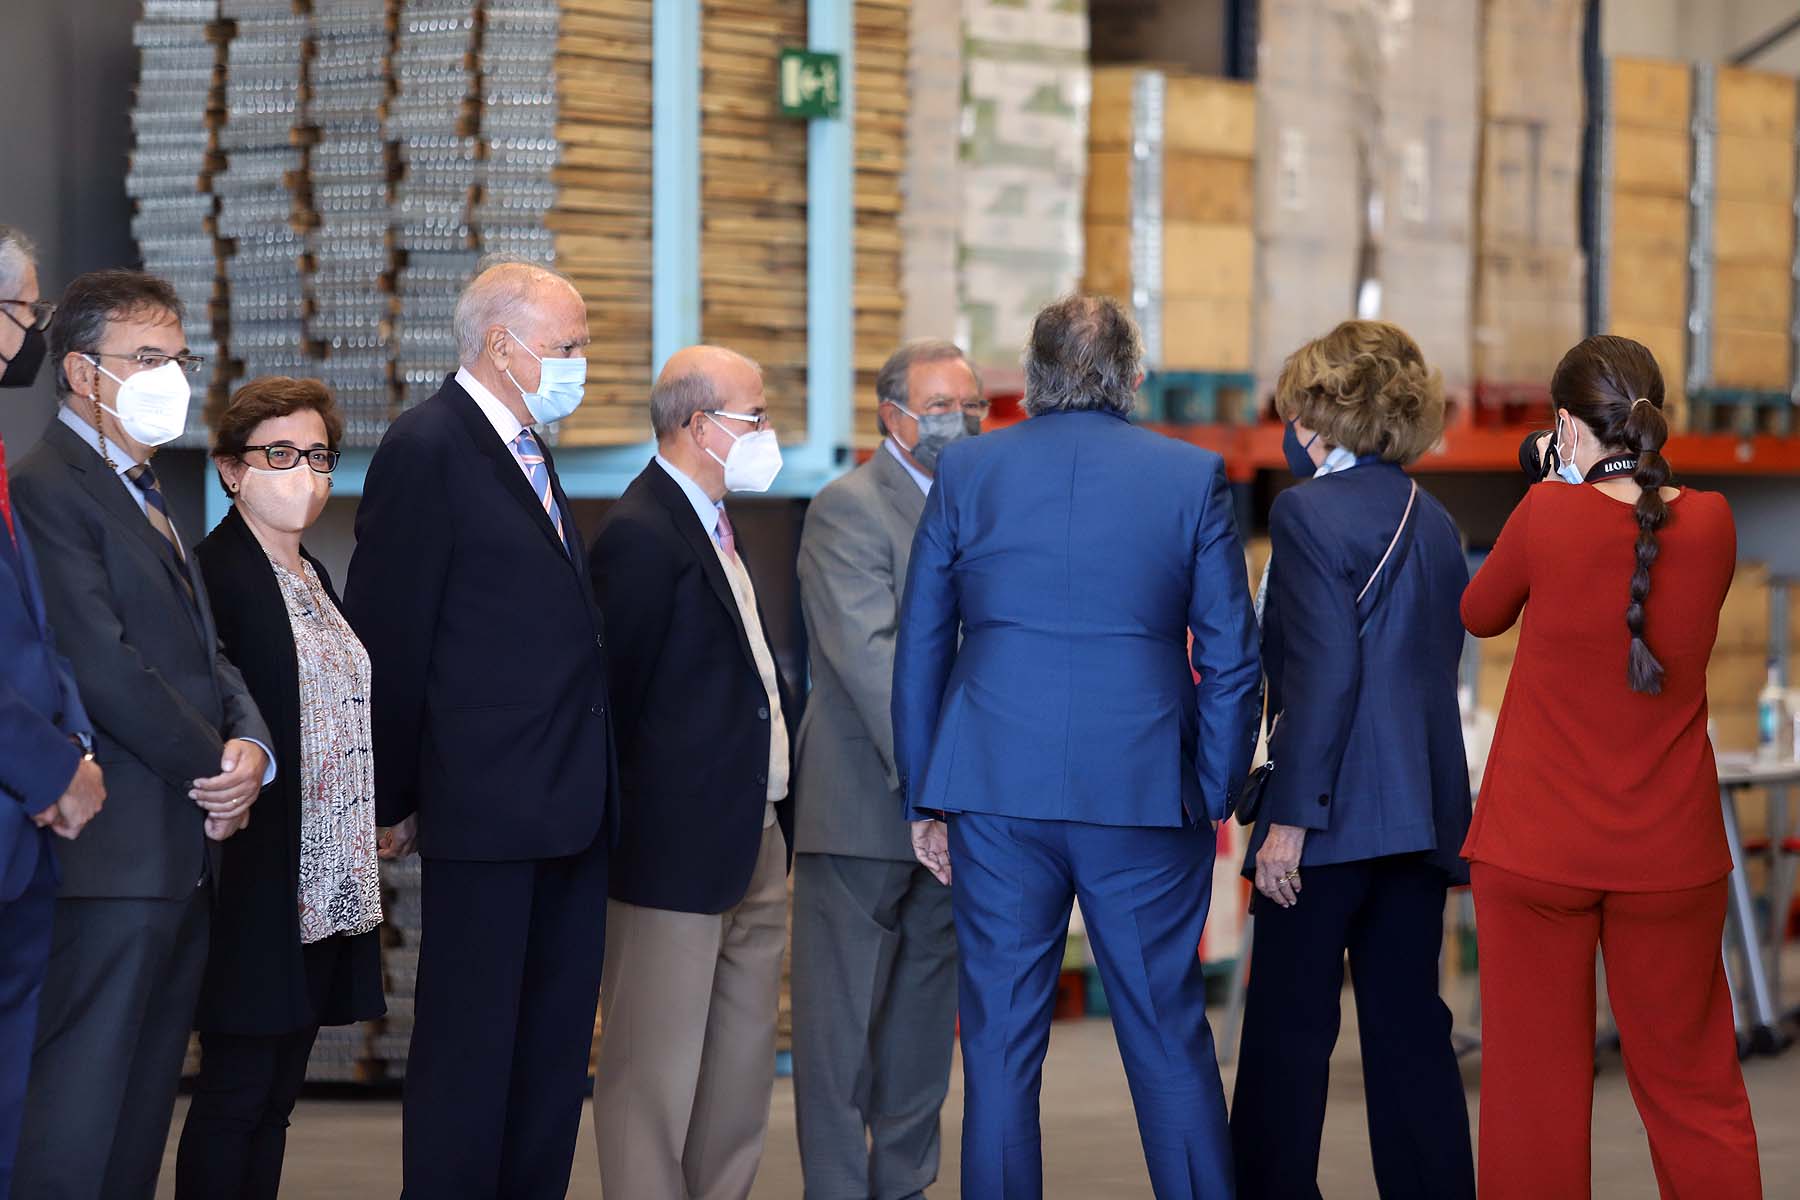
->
[270, 554, 383, 944]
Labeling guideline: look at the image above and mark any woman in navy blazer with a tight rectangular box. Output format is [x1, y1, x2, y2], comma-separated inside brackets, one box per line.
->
[1230, 321, 1475, 1200]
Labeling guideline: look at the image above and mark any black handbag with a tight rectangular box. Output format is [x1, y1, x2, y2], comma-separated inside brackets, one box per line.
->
[1235, 482, 1419, 827]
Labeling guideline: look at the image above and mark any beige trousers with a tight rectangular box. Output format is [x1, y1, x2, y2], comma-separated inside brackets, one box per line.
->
[593, 822, 789, 1200]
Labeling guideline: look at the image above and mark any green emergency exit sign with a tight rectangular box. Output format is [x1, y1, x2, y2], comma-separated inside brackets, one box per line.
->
[779, 49, 842, 119]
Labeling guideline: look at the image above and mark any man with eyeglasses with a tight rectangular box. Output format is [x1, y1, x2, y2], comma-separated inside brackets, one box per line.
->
[9, 268, 275, 1198]
[787, 339, 984, 1197]
[587, 344, 798, 1200]
[0, 225, 107, 1197]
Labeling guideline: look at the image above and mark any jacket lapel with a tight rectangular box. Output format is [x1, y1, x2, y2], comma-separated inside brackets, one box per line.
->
[870, 443, 927, 529]
[47, 422, 208, 646]
[442, 381, 575, 565]
[641, 462, 759, 673]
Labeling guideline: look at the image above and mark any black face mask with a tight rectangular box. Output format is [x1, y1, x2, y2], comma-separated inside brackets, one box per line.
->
[0, 322, 46, 389]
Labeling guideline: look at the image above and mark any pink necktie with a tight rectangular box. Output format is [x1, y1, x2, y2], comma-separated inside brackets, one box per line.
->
[715, 503, 737, 560]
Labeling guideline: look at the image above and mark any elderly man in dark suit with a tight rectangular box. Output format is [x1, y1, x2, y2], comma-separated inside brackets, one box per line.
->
[346, 257, 614, 1199]
[11, 269, 273, 1199]
[790, 339, 984, 1199]
[0, 225, 106, 1197]
[892, 295, 1262, 1199]
[588, 344, 796, 1200]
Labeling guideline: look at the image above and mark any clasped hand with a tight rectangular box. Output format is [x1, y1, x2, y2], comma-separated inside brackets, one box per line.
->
[191, 739, 267, 840]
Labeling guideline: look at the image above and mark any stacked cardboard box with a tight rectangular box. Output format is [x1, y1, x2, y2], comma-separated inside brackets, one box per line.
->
[1605, 57, 1692, 416]
[1708, 68, 1796, 392]
[1473, 0, 1586, 386]
[1082, 68, 1255, 373]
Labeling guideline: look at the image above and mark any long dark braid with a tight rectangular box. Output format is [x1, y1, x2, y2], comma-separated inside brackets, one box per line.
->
[1548, 335, 1672, 694]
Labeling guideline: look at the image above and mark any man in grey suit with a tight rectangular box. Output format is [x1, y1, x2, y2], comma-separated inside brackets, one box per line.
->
[10, 269, 272, 1199]
[791, 340, 984, 1199]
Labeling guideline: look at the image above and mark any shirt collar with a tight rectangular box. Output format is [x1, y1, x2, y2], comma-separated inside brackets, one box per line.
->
[455, 366, 526, 448]
[1313, 444, 1359, 478]
[654, 455, 720, 539]
[57, 405, 138, 480]
[883, 438, 933, 494]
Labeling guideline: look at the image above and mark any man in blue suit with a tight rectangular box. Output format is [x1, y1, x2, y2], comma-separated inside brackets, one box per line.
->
[0, 224, 104, 1194]
[892, 294, 1262, 1198]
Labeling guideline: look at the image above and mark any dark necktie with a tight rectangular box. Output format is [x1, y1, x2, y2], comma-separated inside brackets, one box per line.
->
[126, 462, 195, 598]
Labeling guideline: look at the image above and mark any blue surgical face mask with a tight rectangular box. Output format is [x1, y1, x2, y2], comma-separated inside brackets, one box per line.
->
[504, 328, 587, 424]
[1554, 415, 1584, 485]
[1282, 421, 1320, 478]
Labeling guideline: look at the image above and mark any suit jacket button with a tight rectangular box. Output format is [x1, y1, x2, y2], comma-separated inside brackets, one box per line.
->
[595, 634, 604, 650]
[591, 704, 606, 718]
[756, 772, 768, 786]
[1317, 794, 1329, 806]
[757, 706, 770, 721]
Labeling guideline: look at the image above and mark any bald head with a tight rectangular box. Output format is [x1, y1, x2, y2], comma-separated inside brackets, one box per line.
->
[452, 258, 583, 366]
[650, 345, 762, 443]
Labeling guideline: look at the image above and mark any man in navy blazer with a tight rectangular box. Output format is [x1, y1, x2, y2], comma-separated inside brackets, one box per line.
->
[346, 259, 614, 1198]
[0, 225, 103, 1196]
[892, 295, 1262, 1198]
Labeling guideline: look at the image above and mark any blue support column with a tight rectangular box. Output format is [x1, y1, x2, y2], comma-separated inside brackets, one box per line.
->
[799, 0, 855, 479]
[653, 0, 702, 376]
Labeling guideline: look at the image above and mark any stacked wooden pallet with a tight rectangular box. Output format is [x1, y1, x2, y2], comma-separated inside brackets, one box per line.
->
[1472, 0, 1586, 387]
[548, 0, 656, 446]
[1605, 57, 1692, 416]
[1083, 68, 1256, 375]
[698, 0, 810, 439]
[854, 0, 908, 448]
[1708, 68, 1795, 394]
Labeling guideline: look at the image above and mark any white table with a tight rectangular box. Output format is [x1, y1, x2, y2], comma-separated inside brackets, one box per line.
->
[1715, 754, 1799, 1055]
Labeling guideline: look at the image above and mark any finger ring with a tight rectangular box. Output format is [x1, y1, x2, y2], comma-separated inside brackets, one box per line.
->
[1282, 869, 1300, 880]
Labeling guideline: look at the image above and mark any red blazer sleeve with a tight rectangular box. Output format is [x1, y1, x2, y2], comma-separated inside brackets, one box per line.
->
[1463, 487, 1535, 638]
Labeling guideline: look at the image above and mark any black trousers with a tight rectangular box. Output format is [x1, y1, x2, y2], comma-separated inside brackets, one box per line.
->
[1229, 855, 1474, 1200]
[172, 1026, 317, 1200]
[402, 837, 608, 1199]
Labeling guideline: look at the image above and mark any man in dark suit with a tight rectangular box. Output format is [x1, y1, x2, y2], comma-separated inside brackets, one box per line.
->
[892, 295, 1262, 1199]
[588, 345, 796, 1200]
[0, 225, 106, 1197]
[790, 339, 982, 1198]
[345, 258, 614, 1198]
[11, 269, 273, 1199]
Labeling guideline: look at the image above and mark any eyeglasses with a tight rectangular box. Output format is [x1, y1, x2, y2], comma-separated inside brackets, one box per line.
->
[241, 445, 342, 474]
[698, 409, 771, 433]
[0, 300, 55, 331]
[88, 350, 207, 375]
[917, 395, 990, 418]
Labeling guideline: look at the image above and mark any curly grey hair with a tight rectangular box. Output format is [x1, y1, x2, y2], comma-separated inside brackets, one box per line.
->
[1022, 294, 1141, 417]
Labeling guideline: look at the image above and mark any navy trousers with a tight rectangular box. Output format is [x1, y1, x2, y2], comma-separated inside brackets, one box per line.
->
[0, 842, 54, 1198]
[949, 813, 1231, 1200]
[1229, 854, 1474, 1200]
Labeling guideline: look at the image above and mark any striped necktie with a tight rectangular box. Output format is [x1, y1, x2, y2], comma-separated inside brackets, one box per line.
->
[126, 461, 195, 599]
[511, 428, 567, 553]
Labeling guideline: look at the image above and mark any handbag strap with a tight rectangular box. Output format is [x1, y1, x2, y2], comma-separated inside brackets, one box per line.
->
[1356, 480, 1419, 605]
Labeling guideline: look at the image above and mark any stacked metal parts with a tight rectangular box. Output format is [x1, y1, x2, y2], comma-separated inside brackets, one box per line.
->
[216, 1, 314, 398]
[391, 0, 481, 412]
[127, 0, 225, 446]
[310, 0, 396, 444]
[478, 2, 560, 263]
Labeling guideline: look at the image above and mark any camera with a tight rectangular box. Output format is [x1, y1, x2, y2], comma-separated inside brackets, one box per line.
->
[1518, 429, 1557, 481]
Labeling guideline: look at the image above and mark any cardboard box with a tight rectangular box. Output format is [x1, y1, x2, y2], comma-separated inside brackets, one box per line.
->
[1607, 250, 1689, 326]
[1479, 119, 1582, 252]
[1610, 191, 1690, 254]
[1378, 236, 1473, 388]
[1610, 125, 1691, 197]
[1084, 220, 1254, 301]
[1713, 261, 1792, 333]
[1162, 294, 1252, 372]
[1712, 327, 1791, 390]
[1254, 236, 1360, 387]
[1714, 198, 1794, 263]
[1381, 113, 1477, 243]
[1605, 317, 1686, 405]
[1257, 0, 1361, 94]
[1087, 150, 1255, 225]
[1255, 82, 1363, 244]
[1482, 0, 1586, 126]
[1714, 133, 1796, 204]
[1715, 67, 1797, 141]
[1611, 56, 1691, 132]
[1472, 246, 1586, 382]
[1089, 68, 1256, 159]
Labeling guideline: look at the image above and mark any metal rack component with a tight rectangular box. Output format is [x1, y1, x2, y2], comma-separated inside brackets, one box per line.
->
[1129, 69, 1166, 369]
[1591, 57, 1614, 336]
[1688, 62, 1717, 394]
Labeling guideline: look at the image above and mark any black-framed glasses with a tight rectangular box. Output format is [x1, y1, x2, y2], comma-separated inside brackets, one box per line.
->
[0, 300, 55, 331]
[87, 350, 206, 375]
[242, 445, 341, 474]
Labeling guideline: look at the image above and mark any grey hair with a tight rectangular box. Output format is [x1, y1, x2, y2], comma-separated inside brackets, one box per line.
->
[873, 339, 980, 437]
[452, 255, 578, 364]
[0, 226, 35, 296]
[650, 371, 717, 441]
[1022, 294, 1142, 417]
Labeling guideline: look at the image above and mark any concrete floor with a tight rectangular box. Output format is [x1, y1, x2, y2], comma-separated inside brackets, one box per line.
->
[155, 1010, 1799, 1198]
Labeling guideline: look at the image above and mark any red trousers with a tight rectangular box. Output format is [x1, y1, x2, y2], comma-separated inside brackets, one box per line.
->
[1471, 862, 1761, 1199]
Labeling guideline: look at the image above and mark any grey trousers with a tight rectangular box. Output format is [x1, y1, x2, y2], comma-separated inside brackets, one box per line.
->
[790, 852, 957, 1200]
[16, 887, 211, 1200]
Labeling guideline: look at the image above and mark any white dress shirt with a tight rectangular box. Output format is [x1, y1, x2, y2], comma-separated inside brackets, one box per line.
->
[884, 438, 933, 495]
[653, 457, 787, 826]
[57, 406, 277, 786]
[457, 367, 568, 538]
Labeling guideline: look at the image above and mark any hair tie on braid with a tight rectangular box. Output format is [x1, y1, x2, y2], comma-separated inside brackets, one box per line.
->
[1633, 397, 1652, 411]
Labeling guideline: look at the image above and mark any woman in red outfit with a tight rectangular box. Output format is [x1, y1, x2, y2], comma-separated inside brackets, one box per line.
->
[1461, 335, 1762, 1199]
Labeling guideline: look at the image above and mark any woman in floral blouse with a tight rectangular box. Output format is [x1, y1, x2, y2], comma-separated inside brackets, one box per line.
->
[177, 376, 386, 1199]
